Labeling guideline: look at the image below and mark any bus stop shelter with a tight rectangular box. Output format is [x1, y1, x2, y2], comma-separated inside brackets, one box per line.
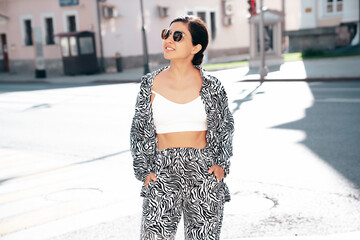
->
[57, 31, 99, 75]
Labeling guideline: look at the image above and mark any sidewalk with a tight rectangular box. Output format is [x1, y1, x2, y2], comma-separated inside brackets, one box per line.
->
[229, 231, 360, 240]
[0, 55, 360, 84]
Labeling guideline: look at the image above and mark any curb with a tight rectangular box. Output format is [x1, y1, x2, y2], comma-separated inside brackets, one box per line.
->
[226, 231, 360, 240]
[242, 77, 360, 82]
[2, 77, 360, 85]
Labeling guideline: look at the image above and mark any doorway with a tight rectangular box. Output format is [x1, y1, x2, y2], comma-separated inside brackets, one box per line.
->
[0, 34, 9, 72]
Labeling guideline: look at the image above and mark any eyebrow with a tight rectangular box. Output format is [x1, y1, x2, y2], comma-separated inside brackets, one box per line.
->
[169, 29, 185, 33]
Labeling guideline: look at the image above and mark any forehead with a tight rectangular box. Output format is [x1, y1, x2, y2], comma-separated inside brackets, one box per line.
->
[169, 21, 189, 33]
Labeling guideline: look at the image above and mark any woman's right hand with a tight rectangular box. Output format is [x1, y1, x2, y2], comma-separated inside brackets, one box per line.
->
[144, 172, 157, 187]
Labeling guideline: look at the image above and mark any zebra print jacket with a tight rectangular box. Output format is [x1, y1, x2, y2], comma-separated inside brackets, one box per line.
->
[130, 66, 234, 182]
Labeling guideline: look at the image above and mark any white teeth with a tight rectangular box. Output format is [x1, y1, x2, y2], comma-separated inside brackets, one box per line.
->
[166, 47, 174, 50]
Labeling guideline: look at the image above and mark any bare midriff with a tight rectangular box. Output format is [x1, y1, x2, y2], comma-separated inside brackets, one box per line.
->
[157, 130, 207, 150]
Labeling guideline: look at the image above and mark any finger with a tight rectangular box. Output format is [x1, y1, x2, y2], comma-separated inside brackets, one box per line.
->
[208, 165, 215, 174]
[144, 174, 151, 186]
[215, 169, 224, 181]
[151, 175, 157, 182]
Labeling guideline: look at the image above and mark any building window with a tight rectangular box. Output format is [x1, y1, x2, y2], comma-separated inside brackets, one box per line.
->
[45, 17, 55, 45]
[187, 10, 217, 41]
[79, 37, 94, 54]
[197, 12, 206, 22]
[69, 36, 78, 56]
[336, 0, 343, 12]
[63, 11, 79, 33]
[68, 15, 76, 32]
[24, 19, 33, 46]
[60, 37, 69, 57]
[326, 0, 343, 14]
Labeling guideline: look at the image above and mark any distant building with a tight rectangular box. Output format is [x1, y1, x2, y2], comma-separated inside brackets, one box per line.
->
[0, 0, 358, 76]
[0, 0, 252, 75]
[285, 0, 359, 52]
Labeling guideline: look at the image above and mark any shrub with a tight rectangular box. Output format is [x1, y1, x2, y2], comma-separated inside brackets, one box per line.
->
[302, 48, 325, 58]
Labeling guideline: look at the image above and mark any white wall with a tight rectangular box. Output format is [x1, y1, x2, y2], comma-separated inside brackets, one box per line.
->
[300, 0, 317, 29]
[99, 0, 251, 58]
[342, 0, 359, 23]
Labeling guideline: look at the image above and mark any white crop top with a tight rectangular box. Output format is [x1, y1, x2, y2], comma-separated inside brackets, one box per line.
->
[151, 91, 208, 134]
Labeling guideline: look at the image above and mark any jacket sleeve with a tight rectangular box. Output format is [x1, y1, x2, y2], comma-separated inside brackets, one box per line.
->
[130, 80, 153, 182]
[214, 85, 234, 177]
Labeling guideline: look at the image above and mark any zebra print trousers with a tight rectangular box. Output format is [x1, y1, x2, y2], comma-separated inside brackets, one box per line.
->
[140, 147, 228, 240]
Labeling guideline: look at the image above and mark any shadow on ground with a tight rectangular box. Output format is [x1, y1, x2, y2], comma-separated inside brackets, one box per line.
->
[231, 82, 264, 115]
[245, 65, 281, 76]
[273, 81, 360, 189]
[0, 81, 133, 94]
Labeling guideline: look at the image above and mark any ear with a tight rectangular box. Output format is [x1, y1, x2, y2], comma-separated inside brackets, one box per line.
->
[191, 44, 202, 55]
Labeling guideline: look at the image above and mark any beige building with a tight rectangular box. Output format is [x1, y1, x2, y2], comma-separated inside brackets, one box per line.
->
[0, 0, 358, 76]
[286, 0, 359, 52]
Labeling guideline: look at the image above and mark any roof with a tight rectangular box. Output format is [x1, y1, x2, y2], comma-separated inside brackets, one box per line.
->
[249, 9, 284, 23]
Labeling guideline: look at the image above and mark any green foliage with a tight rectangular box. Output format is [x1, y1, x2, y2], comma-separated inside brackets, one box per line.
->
[302, 48, 325, 58]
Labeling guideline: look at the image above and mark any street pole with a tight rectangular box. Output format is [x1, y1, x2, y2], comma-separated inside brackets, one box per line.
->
[140, 0, 150, 74]
[96, 0, 105, 72]
[258, 0, 268, 80]
[358, 0, 360, 45]
[281, 0, 285, 51]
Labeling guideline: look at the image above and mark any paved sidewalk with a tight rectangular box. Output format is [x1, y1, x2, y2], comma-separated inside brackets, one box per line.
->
[0, 56, 359, 84]
[229, 231, 360, 240]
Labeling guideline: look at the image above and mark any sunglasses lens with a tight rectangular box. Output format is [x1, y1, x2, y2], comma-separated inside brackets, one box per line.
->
[173, 31, 183, 42]
[161, 29, 183, 42]
[161, 29, 169, 40]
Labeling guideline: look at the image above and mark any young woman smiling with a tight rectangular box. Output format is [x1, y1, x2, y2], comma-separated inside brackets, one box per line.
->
[130, 16, 234, 240]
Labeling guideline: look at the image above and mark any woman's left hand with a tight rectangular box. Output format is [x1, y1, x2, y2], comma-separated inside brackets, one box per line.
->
[208, 165, 225, 181]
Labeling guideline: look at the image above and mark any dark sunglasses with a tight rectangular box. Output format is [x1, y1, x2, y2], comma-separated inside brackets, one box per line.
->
[161, 29, 185, 42]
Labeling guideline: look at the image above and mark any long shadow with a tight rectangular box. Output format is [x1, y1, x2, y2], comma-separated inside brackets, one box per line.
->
[272, 82, 360, 188]
[231, 82, 264, 115]
[245, 65, 281, 76]
[0, 81, 134, 94]
[0, 150, 130, 186]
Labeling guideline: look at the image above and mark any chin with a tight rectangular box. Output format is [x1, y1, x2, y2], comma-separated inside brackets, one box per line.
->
[163, 53, 172, 60]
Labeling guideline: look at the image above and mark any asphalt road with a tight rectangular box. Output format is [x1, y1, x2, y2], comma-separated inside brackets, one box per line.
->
[0, 78, 359, 240]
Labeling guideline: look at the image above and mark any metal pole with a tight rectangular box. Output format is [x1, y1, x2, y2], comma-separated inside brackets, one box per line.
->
[96, 0, 105, 72]
[281, 0, 285, 51]
[258, 0, 268, 80]
[140, 0, 150, 74]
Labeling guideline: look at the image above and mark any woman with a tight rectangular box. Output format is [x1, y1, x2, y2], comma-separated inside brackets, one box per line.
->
[130, 16, 234, 240]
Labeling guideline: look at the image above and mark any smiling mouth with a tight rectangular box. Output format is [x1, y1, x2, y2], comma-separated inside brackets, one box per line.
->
[165, 47, 175, 51]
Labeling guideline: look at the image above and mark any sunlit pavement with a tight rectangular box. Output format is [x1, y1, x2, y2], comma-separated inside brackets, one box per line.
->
[1, 56, 360, 84]
[0, 74, 360, 239]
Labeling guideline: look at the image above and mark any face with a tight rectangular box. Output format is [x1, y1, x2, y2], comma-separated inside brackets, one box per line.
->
[162, 21, 202, 63]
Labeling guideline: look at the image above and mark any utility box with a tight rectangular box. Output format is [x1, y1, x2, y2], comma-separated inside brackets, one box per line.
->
[57, 31, 99, 75]
[248, 10, 284, 68]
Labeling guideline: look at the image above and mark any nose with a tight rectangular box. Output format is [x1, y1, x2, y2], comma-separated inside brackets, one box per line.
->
[164, 34, 174, 44]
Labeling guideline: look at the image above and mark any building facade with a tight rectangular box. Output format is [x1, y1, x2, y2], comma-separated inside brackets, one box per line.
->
[286, 0, 359, 52]
[0, 0, 254, 75]
[0, 0, 358, 76]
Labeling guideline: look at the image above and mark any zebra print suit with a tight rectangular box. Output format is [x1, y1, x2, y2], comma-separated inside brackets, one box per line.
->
[130, 66, 234, 239]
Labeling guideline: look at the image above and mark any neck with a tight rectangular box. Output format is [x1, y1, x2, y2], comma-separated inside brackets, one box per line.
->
[168, 61, 197, 82]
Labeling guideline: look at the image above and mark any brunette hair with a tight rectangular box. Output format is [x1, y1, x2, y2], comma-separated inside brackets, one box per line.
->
[170, 16, 209, 66]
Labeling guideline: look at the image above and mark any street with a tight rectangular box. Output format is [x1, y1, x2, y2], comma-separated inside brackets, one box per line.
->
[0, 75, 360, 239]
